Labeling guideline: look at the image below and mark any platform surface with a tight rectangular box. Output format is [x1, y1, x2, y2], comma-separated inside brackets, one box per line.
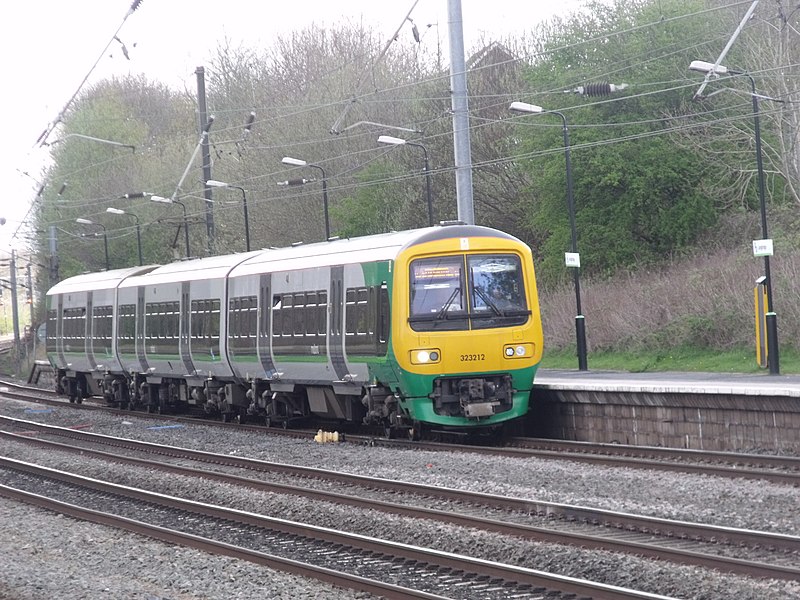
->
[534, 369, 800, 397]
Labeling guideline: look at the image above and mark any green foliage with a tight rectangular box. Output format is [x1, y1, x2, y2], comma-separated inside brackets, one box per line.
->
[331, 161, 414, 237]
[513, 0, 721, 282]
[541, 345, 800, 375]
[36, 77, 196, 277]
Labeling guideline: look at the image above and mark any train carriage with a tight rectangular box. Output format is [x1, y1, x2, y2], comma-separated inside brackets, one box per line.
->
[114, 251, 262, 414]
[46, 223, 543, 437]
[46, 265, 158, 402]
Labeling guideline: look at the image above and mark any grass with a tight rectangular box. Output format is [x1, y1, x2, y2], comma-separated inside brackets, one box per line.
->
[540, 346, 800, 374]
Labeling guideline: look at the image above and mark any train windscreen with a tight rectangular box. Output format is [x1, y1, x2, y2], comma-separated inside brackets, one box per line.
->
[409, 254, 529, 331]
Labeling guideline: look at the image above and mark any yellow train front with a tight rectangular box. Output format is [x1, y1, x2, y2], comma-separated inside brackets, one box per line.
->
[367, 223, 544, 438]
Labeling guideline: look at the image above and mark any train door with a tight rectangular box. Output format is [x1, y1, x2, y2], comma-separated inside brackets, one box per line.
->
[136, 286, 147, 372]
[56, 295, 66, 368]
[258, 273, 277, 378]
[180, 282, 193, 374]
[328, 266, 347, 381]
[86, 291, 97, 370]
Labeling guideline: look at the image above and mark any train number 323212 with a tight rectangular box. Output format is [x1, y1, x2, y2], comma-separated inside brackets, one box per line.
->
[460, 353, 485, 362]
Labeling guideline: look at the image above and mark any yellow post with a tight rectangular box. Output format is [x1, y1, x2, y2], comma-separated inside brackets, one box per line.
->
[754, 276, 768, 368]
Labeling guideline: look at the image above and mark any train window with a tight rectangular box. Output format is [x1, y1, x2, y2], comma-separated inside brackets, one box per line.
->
[118, 304, 136, 340]
[344, 287, 370, 336]
[293, 293, 306, 336]
[378, 283, 390, 345]
[92, 305, 113, 343]
[245, 297, 257, 338]
[281, 295, 293, 336]
[345, 289, 357, 335]
[304, 292, 317, 336]
[409, 257, 466, 331]
[46, 309, 57, 353]
[272, 295, 283, 337]
[467, 254, 529, 329]
[209, 299, 220, 341]
[317, 291, 327, 335]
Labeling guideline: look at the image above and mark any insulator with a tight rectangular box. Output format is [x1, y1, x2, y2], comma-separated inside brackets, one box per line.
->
[583, 82, 613, 97]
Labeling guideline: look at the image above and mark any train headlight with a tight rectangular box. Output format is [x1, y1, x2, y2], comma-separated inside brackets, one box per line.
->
[504, 344, 533, 359]
[411, 348, 441, 364]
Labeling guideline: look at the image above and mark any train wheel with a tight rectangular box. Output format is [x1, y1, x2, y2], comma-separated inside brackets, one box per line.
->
[68, 396, 76, 404]
[383, 424, 396, 439]
[407, 421, 422, 442]
[264, 417, 272, 428]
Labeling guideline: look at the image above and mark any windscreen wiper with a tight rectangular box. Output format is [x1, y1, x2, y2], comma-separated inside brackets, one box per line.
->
[436, 287, 461, 320]
[472, 286, 504, 316]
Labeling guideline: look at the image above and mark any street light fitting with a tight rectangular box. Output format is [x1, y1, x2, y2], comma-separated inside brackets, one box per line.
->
[282, 156, 308, 167]
[106, 207, 126, 215]
[76, 218, 93, 225]
[378, 135, 408, 146]
[509, 102, 544, 115]
[120, 192, 152, 199]
[205, 179, 231, 189]
[150, 195, 172, 203]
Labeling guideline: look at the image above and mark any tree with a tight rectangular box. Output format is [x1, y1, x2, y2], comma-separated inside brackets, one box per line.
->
[510, 0, 722, 281]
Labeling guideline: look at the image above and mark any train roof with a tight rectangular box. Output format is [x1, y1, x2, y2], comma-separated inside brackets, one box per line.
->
[46, 265, 159, 296]
[118, 250, 263, 288]
[229, 224, 518, 278]
[46, 225, 522, 295]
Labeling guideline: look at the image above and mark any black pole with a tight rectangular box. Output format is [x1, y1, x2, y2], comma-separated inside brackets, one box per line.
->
[135, 220, 143, 266]
[242, 191, 251, 251]
[196, 67, 215, 255]
[557, 111, 588, 371]
[231, 186, 250, 252]
[423, 152, 433, 227]
[177, 200, 190, 258]
[310, 164, 330, 240]
[101, 228, 110, 271]
[408, 142, 433, 227]
[747, 74, 779, 374]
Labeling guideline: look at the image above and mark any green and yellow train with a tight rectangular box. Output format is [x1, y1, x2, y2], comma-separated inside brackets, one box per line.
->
[46, 222, 543, 438]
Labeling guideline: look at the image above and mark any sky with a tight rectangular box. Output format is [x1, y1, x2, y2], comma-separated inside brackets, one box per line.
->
[0, 0, 589, 254]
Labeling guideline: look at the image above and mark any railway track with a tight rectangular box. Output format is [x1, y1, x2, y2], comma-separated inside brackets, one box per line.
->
[2, 415, 798, 583]
[0, 455, 677, 600]
[3, 379, 798, 486]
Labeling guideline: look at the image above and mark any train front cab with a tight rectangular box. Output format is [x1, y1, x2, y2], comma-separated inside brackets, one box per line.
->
[389, 227, 543, 432]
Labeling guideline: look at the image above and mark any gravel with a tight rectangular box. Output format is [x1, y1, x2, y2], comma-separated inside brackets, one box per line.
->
[1, 397, 799, 600]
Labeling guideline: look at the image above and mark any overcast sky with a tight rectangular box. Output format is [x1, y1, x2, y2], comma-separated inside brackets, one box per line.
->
[0, 0, 589, 253]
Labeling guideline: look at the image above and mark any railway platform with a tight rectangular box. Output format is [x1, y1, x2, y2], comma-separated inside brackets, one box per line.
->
[529, 369, 800, 453]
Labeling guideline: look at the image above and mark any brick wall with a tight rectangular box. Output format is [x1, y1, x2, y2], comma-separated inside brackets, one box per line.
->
[529, 388, 800, 452]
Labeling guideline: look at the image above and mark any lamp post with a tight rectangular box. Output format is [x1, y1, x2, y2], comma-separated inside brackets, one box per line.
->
[510, 101, 588, 371]
[151, 195, 190, 258]
[281, 156, 330, 239]
[106, 207, 142, 266]
[377, 135, 434, 227]
[689, 60, 779, 374]
[76, 218, 110, 271]
[206, 180, 250, 252]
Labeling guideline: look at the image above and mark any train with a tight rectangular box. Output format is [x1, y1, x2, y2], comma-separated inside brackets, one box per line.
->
[46, 222, 543, 439]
